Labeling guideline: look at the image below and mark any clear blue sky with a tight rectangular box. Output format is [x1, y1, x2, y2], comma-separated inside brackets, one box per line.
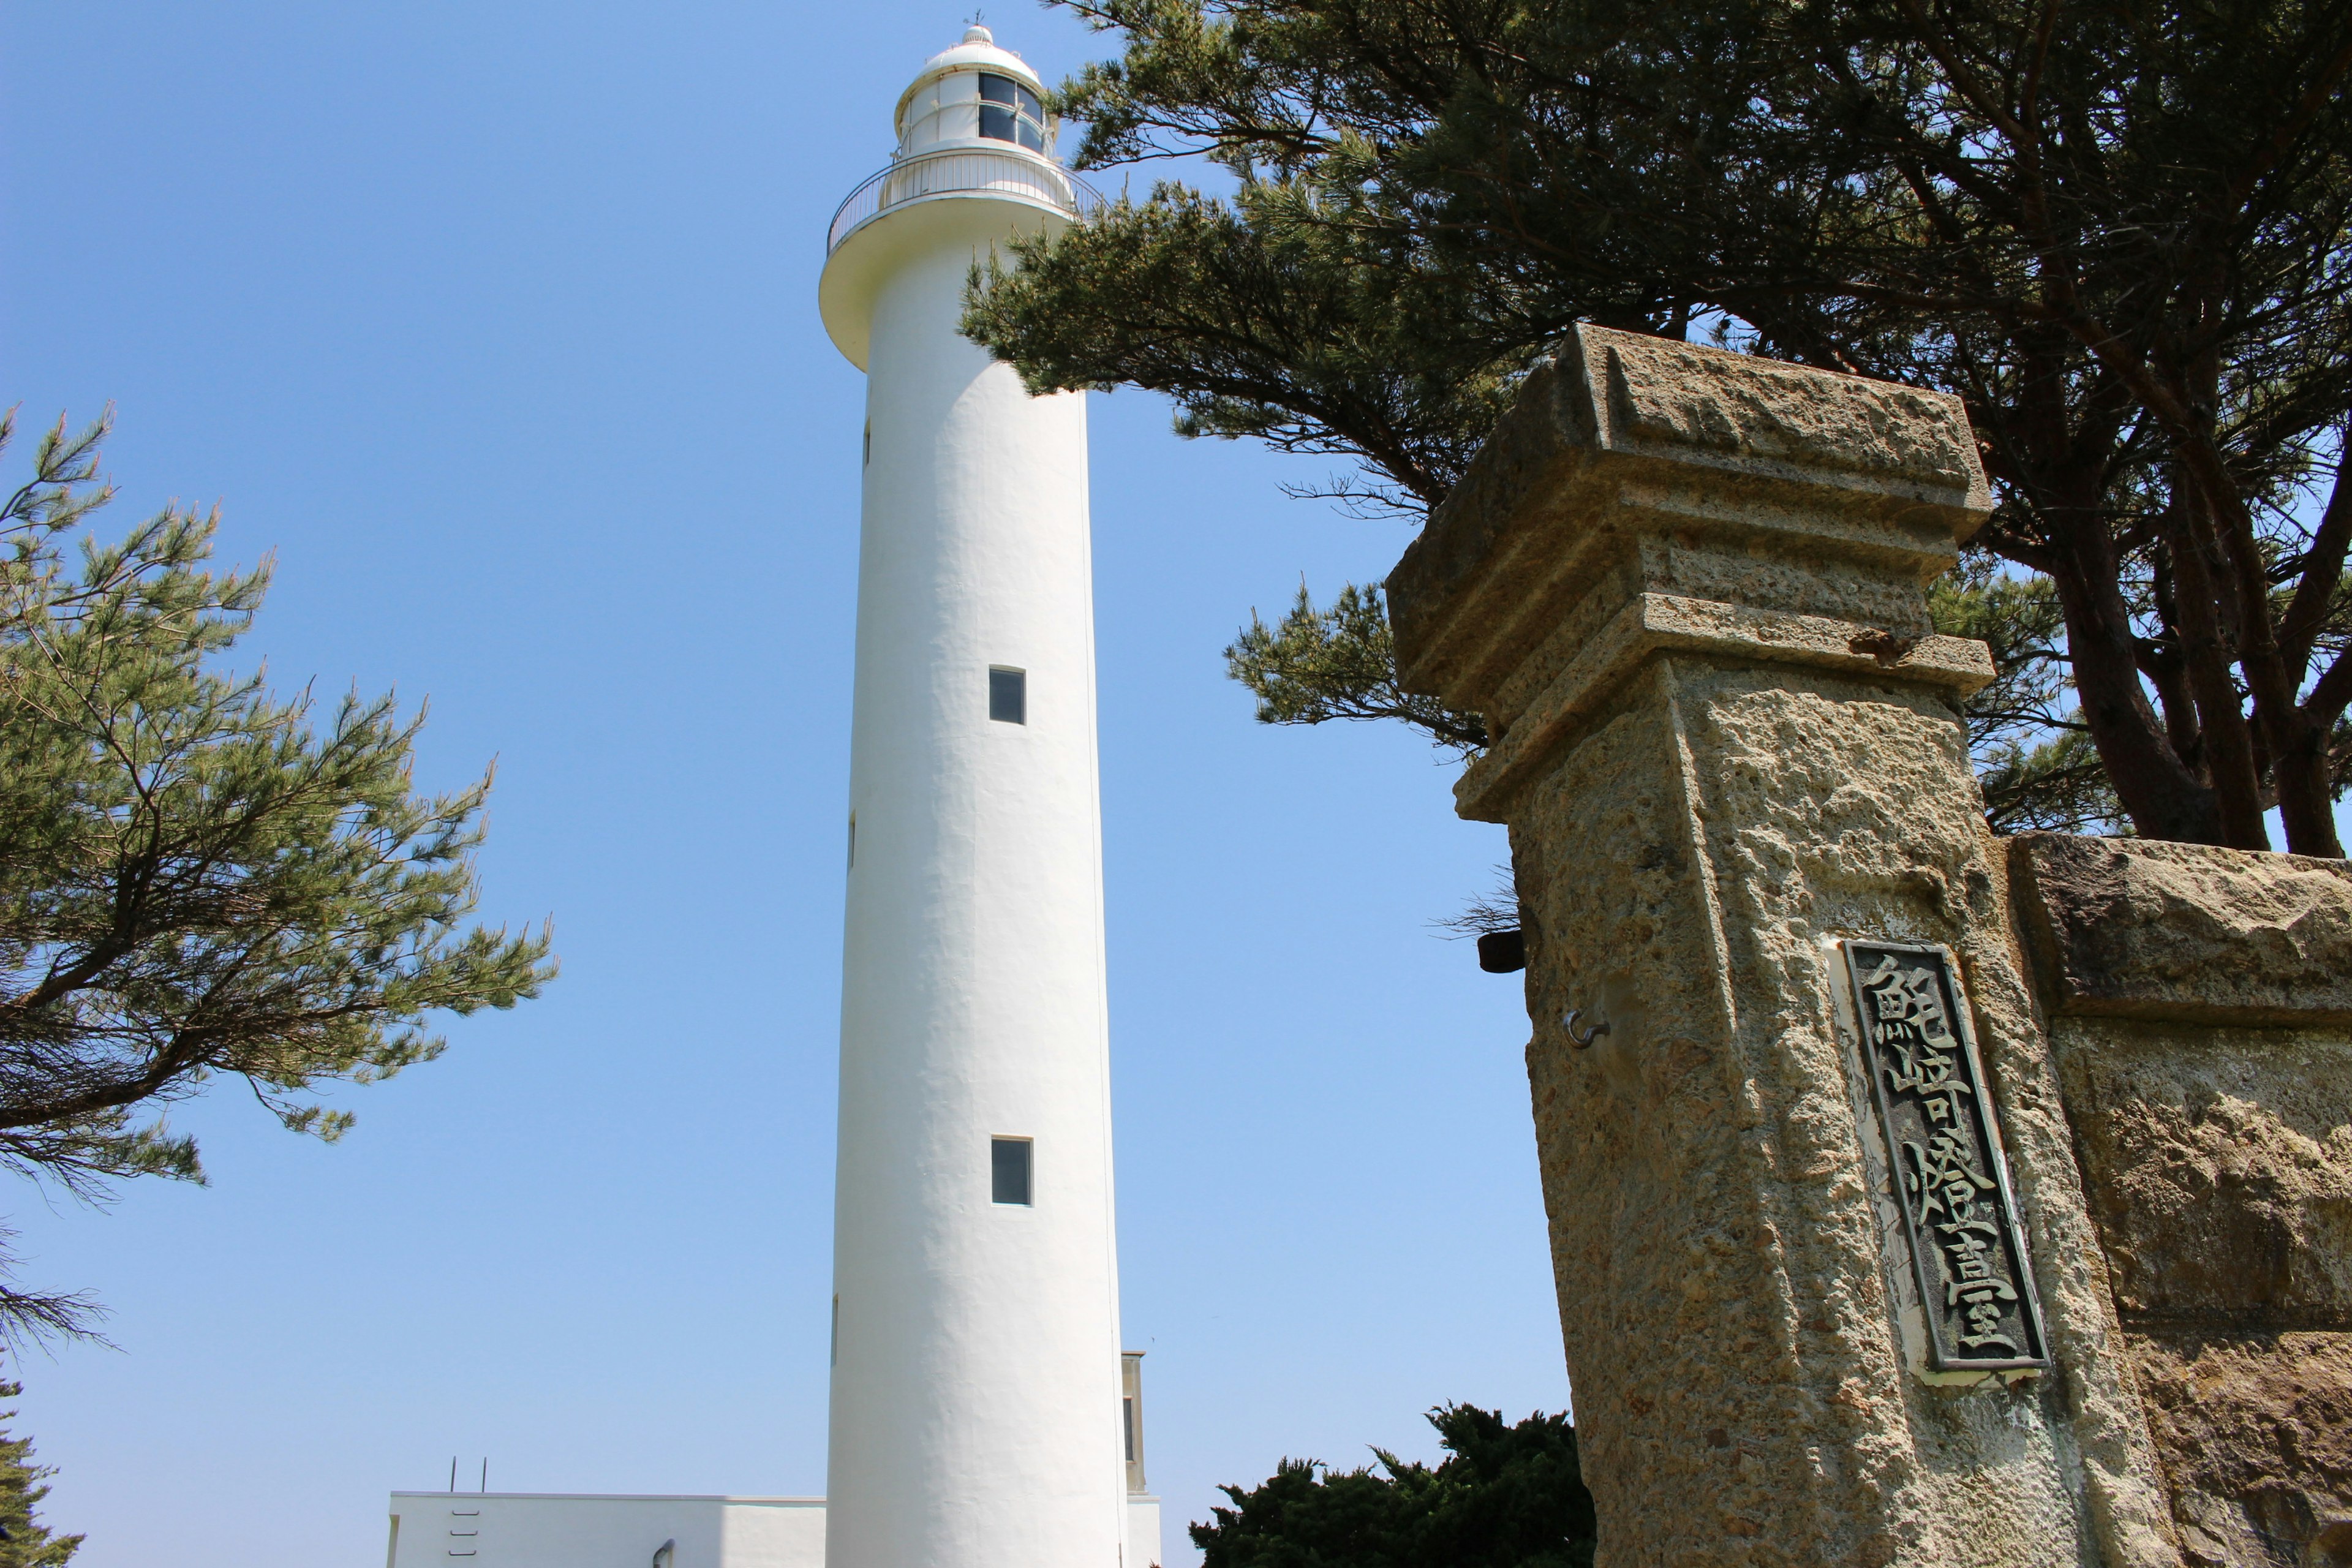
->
[1, 5, 1562, 1565]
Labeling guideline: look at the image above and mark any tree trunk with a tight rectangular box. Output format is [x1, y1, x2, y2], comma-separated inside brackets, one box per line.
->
[2144, 549, 2207, 767]
[2164, 498, 2271, 849]
[2271, 710, 2346, 857]
[2165, 414, 2343, 857]
[2051, 523, 2225, 843]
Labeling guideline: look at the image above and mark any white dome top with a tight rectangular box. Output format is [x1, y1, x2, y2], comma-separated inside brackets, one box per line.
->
[892, 24, 1047, 140]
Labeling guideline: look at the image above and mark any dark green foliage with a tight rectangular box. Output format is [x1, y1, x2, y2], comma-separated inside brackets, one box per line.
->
[1191, 1405, 1596, 1568]
[1223, 564, 2125, 832]
[969, 178, 1520, 517]
[1225, 582, 1485, 750]
[0, 410, 556, 1340]
[1930, 552, 2122, 834]
[968, 0, 2352, 854]
[0, 1380, 78, 1567]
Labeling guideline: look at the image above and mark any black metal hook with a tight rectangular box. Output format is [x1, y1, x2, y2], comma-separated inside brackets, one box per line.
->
[1564, 1008, 1610, 1048]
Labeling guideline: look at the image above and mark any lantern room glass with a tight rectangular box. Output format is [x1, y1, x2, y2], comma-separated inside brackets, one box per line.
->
[978, 73, 1047, 152]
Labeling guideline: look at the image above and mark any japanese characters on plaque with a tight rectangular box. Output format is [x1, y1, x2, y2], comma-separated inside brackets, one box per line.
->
[1840, 940, 2049, 1373]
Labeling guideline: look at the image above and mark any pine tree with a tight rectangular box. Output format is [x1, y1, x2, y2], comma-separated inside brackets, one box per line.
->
[967, 0, 2352, 852]
[1191, 1406, 1596, 1568]
[0, 409, 557, 1338]
[0, 1381, 79, 1568]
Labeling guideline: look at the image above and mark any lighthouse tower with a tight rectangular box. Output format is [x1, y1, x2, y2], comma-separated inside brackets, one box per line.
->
[817, 28, 1136, 1568]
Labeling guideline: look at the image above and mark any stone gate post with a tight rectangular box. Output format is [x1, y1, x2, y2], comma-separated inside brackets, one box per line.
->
[1386, 326, 2180, 1566]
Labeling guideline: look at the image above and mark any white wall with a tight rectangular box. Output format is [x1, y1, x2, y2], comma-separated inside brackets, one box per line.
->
[823, 164, 1126, 1568]
[385, 1493, 824, 1568]
[1126, 1495, 1164, 1568]
[384, 1492, 1149, 1568]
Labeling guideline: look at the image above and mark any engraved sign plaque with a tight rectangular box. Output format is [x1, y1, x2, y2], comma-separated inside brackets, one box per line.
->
[1840, 940, 2049, 1372]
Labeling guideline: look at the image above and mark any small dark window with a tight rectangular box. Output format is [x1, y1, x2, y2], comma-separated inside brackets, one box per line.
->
[992, 1137, 1032, 1205]
[979, 102, 1016, 141]
[989, 666, 1026, 724]
[1123, 1396, 1137, 1461]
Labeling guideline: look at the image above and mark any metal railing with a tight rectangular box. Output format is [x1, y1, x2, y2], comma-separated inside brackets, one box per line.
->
[826, 149, 1107, 254]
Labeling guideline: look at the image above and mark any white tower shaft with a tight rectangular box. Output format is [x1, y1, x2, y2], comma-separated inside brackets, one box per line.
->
[819, 31, 1127, 1568]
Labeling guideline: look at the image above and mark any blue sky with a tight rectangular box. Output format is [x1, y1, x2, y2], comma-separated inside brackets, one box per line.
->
[18, 9, 2340, 1568]
[0, 6, 1561, 1566]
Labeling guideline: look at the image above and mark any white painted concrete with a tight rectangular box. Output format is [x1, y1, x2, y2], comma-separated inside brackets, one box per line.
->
[1126, 1495, 1165, 1568]
[383, 1494, 823, 1568]
[818, 25, 1128, 1568]
[381, 1493, 1158, 1568]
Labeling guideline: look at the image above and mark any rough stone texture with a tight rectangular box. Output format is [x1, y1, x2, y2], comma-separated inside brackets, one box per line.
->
[1460, 590, 1993, 816]
[1389, 326, 1988, 723]
[2015, 835, 2352, 1566]
[1597, 331, 1984, 493]
[2014, 835, 2352, 1027]
[2054, 1017, 2352, 1324]
[1389, 328, 2180, 1567]
[2054, 1021, 2352, 1566]
[2132, 1333, 2352, 1567]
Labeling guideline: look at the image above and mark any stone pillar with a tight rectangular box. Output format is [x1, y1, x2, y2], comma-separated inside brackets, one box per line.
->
[1387, 326, 2180, 1567]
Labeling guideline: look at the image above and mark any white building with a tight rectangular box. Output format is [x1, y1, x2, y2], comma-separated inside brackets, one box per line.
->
[386, 29, 1158, 1568]
[384, 1494, 824, 1568]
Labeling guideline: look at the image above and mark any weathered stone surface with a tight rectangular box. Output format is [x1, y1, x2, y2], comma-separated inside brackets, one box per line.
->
[1508, 663, 2176, 1566]
[2030, 858, 2352, 1567]
[1389, 336, 2181, 1566]
[1456, 591, 1992, 820]
[1387, 326, 1990, 728]
[2014, 834, 2352, 1026]
[2131, 1332, 2352, 1567]
[1596, 330, 1982, 490]
[1397, 326, 2352, 1568]
[2055, 1017, 2352, 1322]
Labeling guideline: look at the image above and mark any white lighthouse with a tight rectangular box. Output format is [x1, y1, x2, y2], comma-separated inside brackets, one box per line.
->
[816, 26, 1142, 1568]
[375, 33, 1151, 1568]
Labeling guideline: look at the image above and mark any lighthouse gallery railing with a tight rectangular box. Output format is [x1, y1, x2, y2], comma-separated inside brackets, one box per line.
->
[827, 149, 1107, 255]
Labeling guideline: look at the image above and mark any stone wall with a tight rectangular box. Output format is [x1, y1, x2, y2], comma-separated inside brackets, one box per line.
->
[2013, 835, 2352, 1566]
[1387, 325, 2352, 1567]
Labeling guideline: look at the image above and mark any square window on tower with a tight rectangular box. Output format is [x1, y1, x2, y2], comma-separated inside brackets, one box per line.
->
[989, 666, 1027, 724]
[991, 1137, 1033, 1205]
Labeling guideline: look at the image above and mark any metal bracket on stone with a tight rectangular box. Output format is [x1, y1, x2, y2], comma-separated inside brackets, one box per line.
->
[1476, 929, 1526, 973]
